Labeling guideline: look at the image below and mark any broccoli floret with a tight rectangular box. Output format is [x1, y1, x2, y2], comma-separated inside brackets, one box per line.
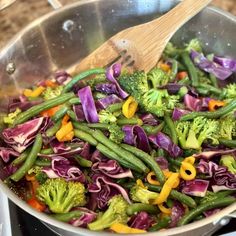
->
[98, 110, 117, 124]
[147, 68, 170, 88]
[185, 38, 202, 53]
[220, 155, 236, 174]
[163, 42, 182, 58]
[176, 117, 219, 150]
[108, 124, 124, 144]
[3, 108, 21, 125]
[130, 183, 159, 204]
[36, 178, 86, 213]
[143, 89, 179, 117]
[223, 83, 236, 99]
[42, 86, 63, 100]
[219, 116, 236, 140]
[119, 71, 149, 102]
[88, 195, 129, 231]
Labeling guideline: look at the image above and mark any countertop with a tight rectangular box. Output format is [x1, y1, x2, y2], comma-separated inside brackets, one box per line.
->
[0, 0, 236, 49]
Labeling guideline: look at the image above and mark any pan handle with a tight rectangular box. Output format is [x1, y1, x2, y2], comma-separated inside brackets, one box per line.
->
[48, 0, 63, 9]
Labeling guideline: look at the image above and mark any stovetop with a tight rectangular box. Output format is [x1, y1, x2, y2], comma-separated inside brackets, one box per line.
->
[0, 191, 235, 236]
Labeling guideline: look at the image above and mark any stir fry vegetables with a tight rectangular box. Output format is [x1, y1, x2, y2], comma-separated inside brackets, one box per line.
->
[1, 38, 236, 233]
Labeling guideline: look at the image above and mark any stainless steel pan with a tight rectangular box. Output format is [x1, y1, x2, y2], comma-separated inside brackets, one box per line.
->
[0, 1, 236, 235]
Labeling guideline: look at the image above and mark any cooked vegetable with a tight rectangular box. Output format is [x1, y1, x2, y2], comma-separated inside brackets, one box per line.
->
[36, 178, 86, 213]
[3, 108, 21, 125]
[88, 195, 129, 231]
[220, 155, 236, 174]
[42, 86, 63, 100]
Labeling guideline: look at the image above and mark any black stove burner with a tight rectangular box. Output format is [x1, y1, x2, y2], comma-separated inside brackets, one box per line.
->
[8, 200, 235, 236]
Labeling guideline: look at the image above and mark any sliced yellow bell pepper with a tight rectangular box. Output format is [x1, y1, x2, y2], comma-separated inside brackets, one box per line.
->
[153, 173, 179, 205]
[110, 223, 146, 234]
[122, 96, 138, 119]
[56, 121, 74, 142]
[158, 204, 172, 214]
[136, 179, 147, 189]
[23, 86, 45, 97]
[180, 156, 197, 181]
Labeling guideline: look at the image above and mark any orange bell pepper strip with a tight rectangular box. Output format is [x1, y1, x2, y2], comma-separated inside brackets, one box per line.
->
[208, 99, 226, 111]
[44, 80, 58, 88]
[27, 197, 46, 212]
[176, 71, 188, 80]
[40, 105, 61, 117]
[61, 114, 70, 126]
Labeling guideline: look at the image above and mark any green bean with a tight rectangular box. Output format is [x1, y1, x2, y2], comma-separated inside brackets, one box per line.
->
[75, 155, 92, 168]
[195, 215, 204, 221]
[166, 156, 182, 167]
[92, 130, 149, 173]
[219, 139, 236, 148]
[46, 120, 62, 137]
[12, 149, 30, 166]
[72, 122, 94, 135]
[14, 93, 75, 125]
[53, 210, 83, 222]
[196, 84, 221, 96]
[181, 51, 199, 87]
[121, 182, 135, 189]
[127, 203, 159, 216]
[67, 110, 78, 121]
[169, 59, 178, 81]
[181, 99, 236, 121]
[68, 98, 81, 105]
[178, 196, 235, 226]
[209, 74, 219, 88]
[121, 144, 165, 185]
[148, 216, 171, 232]
[177, 76, 190, 85]
[52, 106, 69, 122]
[35, 159, 51, 167]
[62, 68, 105, 93]
[164, 115, 178, 144]
[146, 184, 197, 208]
[10, 134, 43, 182]
[40, 148, 54, 155]
[142, 122, 165, 135]
[74, 129, 98, 146]
[96, 143, 143, 173]
[107, 102, 124, 113]
[166, 198, 174, 208]
[87, 123, 110, 130]
[117, 117, 142, 126]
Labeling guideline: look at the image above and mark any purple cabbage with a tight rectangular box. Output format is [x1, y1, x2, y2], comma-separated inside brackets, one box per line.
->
[8, 95, 43, 113]
[78, 86, 99, 123]
[69, 207, 97, 227]
[0, 163, 18, 180]
[182, 179, 209, 197]
[184, 94, 202, 111]
[203, 208, 221, 217]
[122, 125, 150, 153]
[2, 117, 49, 153]
[170, 201, 185, 227]
[159, 83, 183, 95]
[0, 147, 19, 163]
[172, 108, 190, 121]
[49, 139, 71, 153]
[88, 174, 131, 209]
[194, 149, 236, 159]
[91, 150, 107, 163]
[190, 50, 233, 80]
[95, 83, 119, 95]
[213, 56, 236, 72]
[54, 70, 72, 85]
[96, 94, 122, 110]
[128, 212, 154, 230]
[140, 114, 159, 126]
[106, 63, 128, 99]
[80, 143, 91, 159]
[155, 157, 169, 170]
[92, 160, 133, 179]
[149, 132, 182, 158]
[73, 105, 86, 122]
[197, 159, 236, 190]
[42, 156, 85, 182]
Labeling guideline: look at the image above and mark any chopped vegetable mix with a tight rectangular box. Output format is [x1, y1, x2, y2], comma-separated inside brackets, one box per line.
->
[1, 38, 236, 233]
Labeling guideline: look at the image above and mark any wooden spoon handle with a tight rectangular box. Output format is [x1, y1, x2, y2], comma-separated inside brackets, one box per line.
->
[148, 0, 212, 37]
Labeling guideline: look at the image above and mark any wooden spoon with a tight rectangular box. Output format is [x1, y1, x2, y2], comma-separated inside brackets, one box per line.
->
[72, 0, 211, 74]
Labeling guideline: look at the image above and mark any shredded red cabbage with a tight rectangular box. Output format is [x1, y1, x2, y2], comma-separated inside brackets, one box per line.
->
[170, 201, 185, 227]
[128, 212, 154, 230]
[181, 179, 209, 197]
[92, 160, 133, 179]
[149, 132, 182, 158]
[184, 94, 202, 111]
[106, 63, 128, 99]
[122, 125, 150, 153]
[95, 83, 119, 95]
[2, 117, 49, 153]
[213, 56, 236, 72]
[78, 86, 99, 123]
[96, 94, 122, 110]
[140, 114, 159, 126]
[172, 108, 190, 121]
[194, 149, 236, 159]
[0, 147, 19, 163]
[73, 105, 86, 122]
